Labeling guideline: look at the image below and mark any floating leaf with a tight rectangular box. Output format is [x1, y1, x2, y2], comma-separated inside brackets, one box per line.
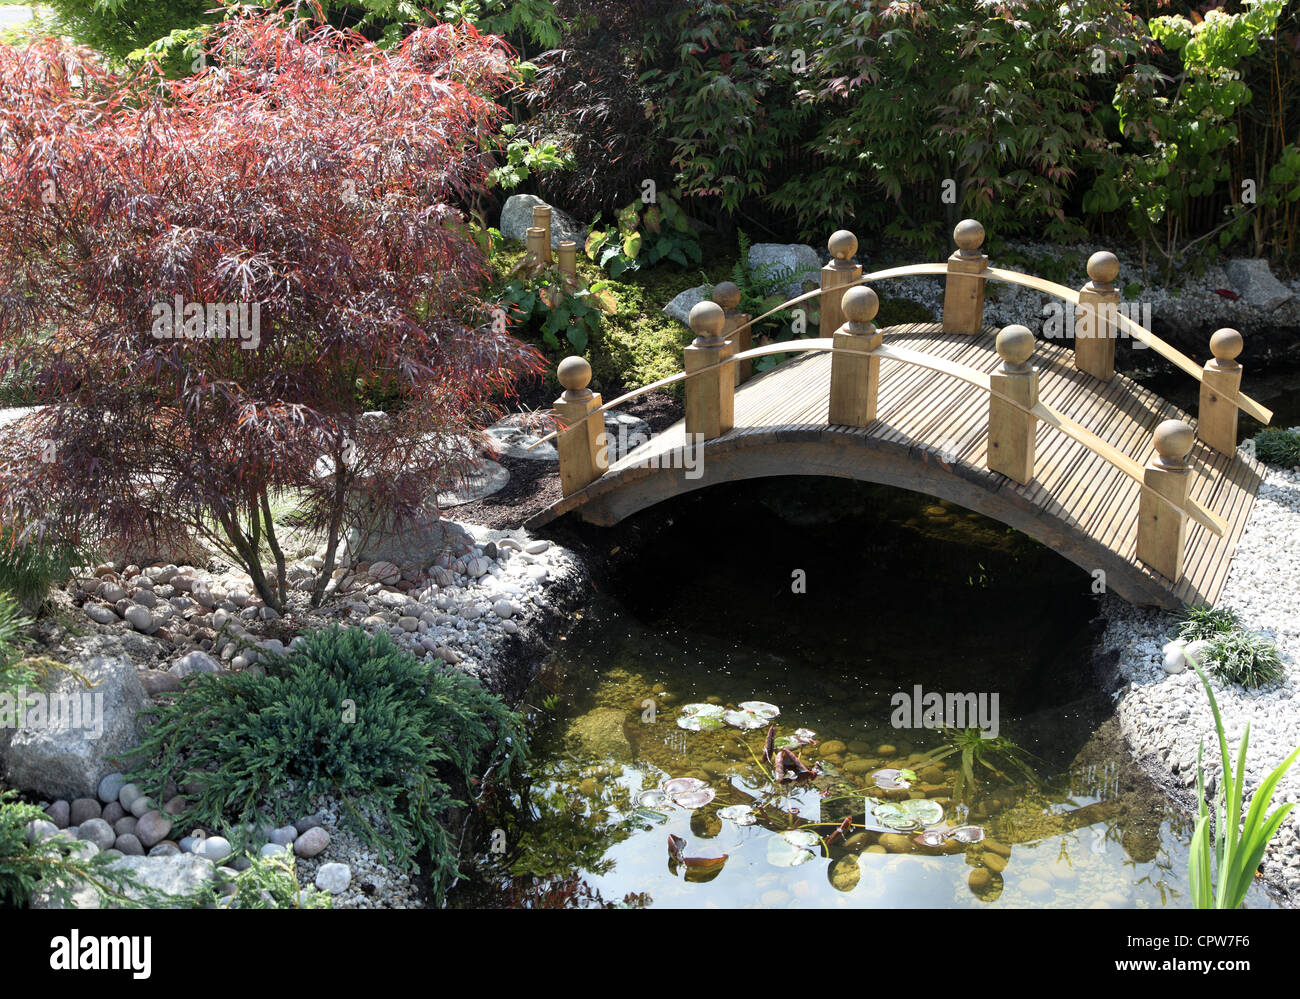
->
[872, 768, 916, 790]
[661, 777, 708, 796]
[949, 825, 986, 844]
[775, 728, 817, 749]
[766, 829, 820, 867]
[668, 833, 727, 881]
[637, 789, 668, 809]
[724, 700, 781, 730]
[670, 789, 716, 809]
[914, 830, 947, 848]
[630, 807, 669, 827]
[873, 799, 945, 831]
[718, 804, 758, 826]
[677, 703, 726, 731]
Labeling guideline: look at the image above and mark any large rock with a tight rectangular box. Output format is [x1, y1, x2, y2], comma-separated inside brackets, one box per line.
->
[499, 194, 586, 249]
[746, 243, 822, 299]
[663, 284, 712, 326]
[2, 653, 148, 800]
[566, 707, 632, 762]
[1224, 258, 1293, 311]
[29, 854, 217, 909]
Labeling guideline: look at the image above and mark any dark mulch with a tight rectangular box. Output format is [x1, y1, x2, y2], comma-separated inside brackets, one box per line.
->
[454, 390, 683, 531]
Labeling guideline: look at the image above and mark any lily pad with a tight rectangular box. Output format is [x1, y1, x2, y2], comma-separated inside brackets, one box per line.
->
[775, 728, 817, 749]
[724, 700, 781, 730]
[872, 768, 917, 790]
[872, 799, 945, 831]
[671, 789, 716, 809]
[661, 777, 708, 795]
[677, 703, 727, 731]
[636, 789, 668, 809]
[950, 825, 986, 844]
[766, 829, 821, 868]
[718, 804, 758, 826]
[914, 830, 948, 848]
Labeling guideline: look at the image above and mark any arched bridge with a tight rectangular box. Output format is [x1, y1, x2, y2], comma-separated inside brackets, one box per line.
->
[521, 220, 1270, 610]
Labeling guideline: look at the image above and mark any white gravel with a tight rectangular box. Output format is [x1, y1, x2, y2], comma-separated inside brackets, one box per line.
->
[1099, 429, 1300, 901]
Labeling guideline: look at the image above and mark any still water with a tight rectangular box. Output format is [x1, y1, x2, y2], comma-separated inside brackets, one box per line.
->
[450, 478, 1279, 909]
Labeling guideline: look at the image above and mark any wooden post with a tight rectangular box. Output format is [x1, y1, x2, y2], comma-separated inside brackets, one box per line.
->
[525, 226, 547, 272]
[828, 285, 883, 427]
[532, 205, 553, 263]
[684, 301, 733, 440]
[987, 325, 1039, 485]
[943, 219, 987, 335]
[558, 240, 577, 288]
[1198, 328, 1243, 456]
[820, 229, 861, 339]
[553, 356, 608, 497]
[1074, 251, 1120, 381]
[1137, 419, 1195, 582]
[713, 281, 753, 387]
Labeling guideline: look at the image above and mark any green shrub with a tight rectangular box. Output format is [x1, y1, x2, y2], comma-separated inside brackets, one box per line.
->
[1202, 631, 1286, 690]
[1176, 605, 1241, 643]
[0, 527, 81, 614]
[1254, 428, 1300, 468]
[210, 854, 332, 909]
[127, 626, 527, 898]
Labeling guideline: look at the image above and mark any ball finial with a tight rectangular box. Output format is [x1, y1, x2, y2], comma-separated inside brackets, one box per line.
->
[842, 285, 879, 325]
[953, 219, 985, 253]
[996, 325, 1035, 367]
[688, 300, 727, 340]
[1087, 251, 1120, 286]
[828, 229, 858, 262]
[1153, 419, 1195, 465]
[1210, 327, 1243, 363]
[557, 355, 591, 393]
[712, 281, 741, 311]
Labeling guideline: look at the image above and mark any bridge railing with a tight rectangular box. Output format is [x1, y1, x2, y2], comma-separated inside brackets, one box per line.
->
[541, 221, 1264, 585]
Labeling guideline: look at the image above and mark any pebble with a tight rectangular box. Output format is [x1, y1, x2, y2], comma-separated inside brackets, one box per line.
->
[77, 818, 117, 851]
[135, 811, 173, 848]
[114, 833, 145, 856]
[269, 825, 298, 846]
[129, 795, 156, 819]
[85, 603, 118, 624]
[113, 816, 137, 837]
[294, 827, 330, 858]
[98, 773, 128, 804]
[314, 862, 352, 894]
[69, 798, 102, 825]
[123, 604, 157, 633]
[45, 800, 70, 828]
[197, 836, 233, 863]
[148, 842, 181, 857]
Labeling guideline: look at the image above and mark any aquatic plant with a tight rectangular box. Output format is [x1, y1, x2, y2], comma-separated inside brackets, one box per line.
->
[1188, 665, 1300, 909]
[1176, 605, 1241, 643]
[917, 728, 1041, 803]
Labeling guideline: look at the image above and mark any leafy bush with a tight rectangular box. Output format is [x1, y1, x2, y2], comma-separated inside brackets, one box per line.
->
[1188, 664, 1300, 909]
[127, 626, 527, 898]
[1203, 631, 1286, 690]
[0, 593, 27, 673]
[1254, 428, 1300, 468]
[496, 249, 620, 354]
[210, 854, 332, 909]
[0, 10, 544, 613]
[586, 193, 702, 277]
[1177, 605, 1241, 643]
[0, 791, 156, 909]
[0, 526, 82, 614]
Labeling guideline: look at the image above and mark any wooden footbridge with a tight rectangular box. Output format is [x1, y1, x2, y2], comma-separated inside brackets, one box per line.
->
[522, 219, 1270, 610]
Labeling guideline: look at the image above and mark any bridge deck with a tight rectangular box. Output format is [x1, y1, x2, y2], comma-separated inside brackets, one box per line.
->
[531, 323, 1263, 608]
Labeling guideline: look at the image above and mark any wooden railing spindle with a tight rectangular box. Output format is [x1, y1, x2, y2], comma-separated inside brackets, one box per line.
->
[828, 285, 882, 427]
[685, 301, 734, 440]
[1074, 251, 1120, 381]
[987, 324, 1039, 484]
[1137, 419, 1195, 581]
[942, 219, 988, 335]
[1198, 328, 1244, 456]
[553, 356, 608, 497]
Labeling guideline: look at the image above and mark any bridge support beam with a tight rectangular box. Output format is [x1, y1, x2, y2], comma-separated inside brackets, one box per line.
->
[821, 230, 862, 342]
[1199, 328, 1244, 457]
[1137, 420, 1195, 582]
[553, 356, 608, 498]
[828, 286, 882, 427]
[1074, 251, 1120, 381]
[988, 325, 1039, 484]
[713, 282, 753, 387]
[942, 219, 988, 335]
[685, 301, 733, 440]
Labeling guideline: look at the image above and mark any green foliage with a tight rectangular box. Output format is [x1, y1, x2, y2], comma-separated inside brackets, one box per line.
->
[40, 0, 217, 66]
[725, 228, 817, 374]
[495, 245, 620, 355]
[917, 728, 1040, 804]
[1203, 630, 1286, 690]
[209, 854, 333, 909]
[586, 193, 702, 278]
[1177, 605, 1241, 643]
[489, 124, 573, 191]
[1254, 428, 1300, 468]
[127, 626, 527, 899]
[0, 592, 26, 673]
[0, 526, 81, 615]
[1188, 664, 1300, 909]
[0, 791, 156, 909]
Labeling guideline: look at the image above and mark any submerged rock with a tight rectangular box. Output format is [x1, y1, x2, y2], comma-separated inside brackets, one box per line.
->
[566, 707, 632, 762]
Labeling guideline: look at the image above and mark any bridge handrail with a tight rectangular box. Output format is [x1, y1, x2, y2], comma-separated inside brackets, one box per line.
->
[537, 335, 1226, 537]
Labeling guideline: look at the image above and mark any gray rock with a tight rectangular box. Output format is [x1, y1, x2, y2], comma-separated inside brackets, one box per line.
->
[98, 582, 127, 603]
[196, 835, 232, 863]
[493, 599, 516, 619]
[84, 603, 118, 625]
[294, 812, 326, 835]
[135, 810, 173, 848]
[139, 669, 182, 695]
[45, 800, 70, 828]
[122, 604, 158, 634]
[69, 798, 101, 825]
[129, 794, 155, 819]
[113, 815, 137, 837]
[25, 819, 58, 843]
[113, 833, 144, 856]
[147, 842, 181, 857]
[2, 654, 148, 801]
[269, 825, 298, 846]
[314, 862, 352, 894]
[746, 242, 822, 298]
[113, 854, 218, 906]
[98, 772, 128, 804]
[260, 842, 292, 859]
[293, 826, 330, 858]
[663, 284, 712, 326]
[1224, 258, 1293, 310]
[169, 650, 220, 678]
[499, 194, 586, 249]
[77, 817, 116, 850]
[132, 589, 158, 609]
[117, 782, 144, 811]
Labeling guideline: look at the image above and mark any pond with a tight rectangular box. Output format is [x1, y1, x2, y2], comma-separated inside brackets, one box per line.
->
[449, 477, 1280, 909]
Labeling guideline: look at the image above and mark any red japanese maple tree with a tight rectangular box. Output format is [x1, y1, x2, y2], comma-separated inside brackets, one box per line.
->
[0, 8, 543, 610]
